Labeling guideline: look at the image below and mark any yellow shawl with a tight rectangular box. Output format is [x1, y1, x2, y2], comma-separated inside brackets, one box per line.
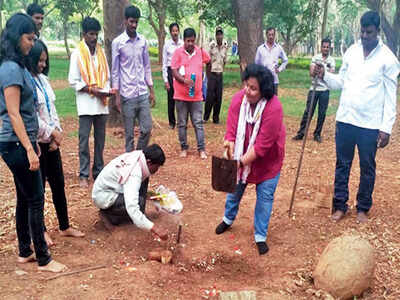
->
[77, 40, 109, 89]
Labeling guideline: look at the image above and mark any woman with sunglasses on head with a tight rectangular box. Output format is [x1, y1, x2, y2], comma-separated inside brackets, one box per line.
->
[0, 13, 66, 272]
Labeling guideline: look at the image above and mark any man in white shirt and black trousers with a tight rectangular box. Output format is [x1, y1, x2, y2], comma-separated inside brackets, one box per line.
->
[314, 11, 400, 223]
[162, 23, 183, 129]
[92, 144, 168, 240]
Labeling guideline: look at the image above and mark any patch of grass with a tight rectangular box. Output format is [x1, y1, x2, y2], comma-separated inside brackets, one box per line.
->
[279, 69, 312, 89]
[54, 88, 77, 117]
[49, 56, 70, 80]
[280, 95, 309, 116]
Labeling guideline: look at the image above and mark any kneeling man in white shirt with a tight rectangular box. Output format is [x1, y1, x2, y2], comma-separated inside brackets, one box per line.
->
[92, 144, 168, 240]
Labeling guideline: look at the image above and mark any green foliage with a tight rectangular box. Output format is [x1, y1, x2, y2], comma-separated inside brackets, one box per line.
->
[197, 0, 235, 27]
[286, 57, 342, 70]
[287, 58, 311, 70]
[54, 0, 100, 21]
[264, 0, 321, 54]
[148, 47, 159, 58]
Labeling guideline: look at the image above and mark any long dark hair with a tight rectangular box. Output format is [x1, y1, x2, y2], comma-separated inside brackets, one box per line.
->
[27, 39, 49, 76]
[0, 13, 36, 67]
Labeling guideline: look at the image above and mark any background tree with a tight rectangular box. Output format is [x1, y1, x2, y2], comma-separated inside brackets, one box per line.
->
[321, 0, 330, 40]
[264, 0, 321, 55]
[103, 0, 129, 126]
[54, 0, 100, 58]
[199, 0, 264, 72]
[144, 0, 191, 64]
[147, 0, 167, 65]
[366, 0, 400, 56]
[334, 0, 365, 55]
[233, 0, 264, 71]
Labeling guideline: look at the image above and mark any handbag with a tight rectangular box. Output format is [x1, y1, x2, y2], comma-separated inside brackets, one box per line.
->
[211, 147, 237, 193]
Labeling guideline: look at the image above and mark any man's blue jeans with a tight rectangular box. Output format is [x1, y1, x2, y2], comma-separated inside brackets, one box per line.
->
[222, 173, 280, 242]
[333, 122, 379, 213]
[175, 100, 205, 151]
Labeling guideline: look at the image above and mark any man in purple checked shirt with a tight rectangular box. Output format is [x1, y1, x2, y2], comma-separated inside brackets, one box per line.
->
[255, 27, 288, 96]
[112, 5, 155, 152]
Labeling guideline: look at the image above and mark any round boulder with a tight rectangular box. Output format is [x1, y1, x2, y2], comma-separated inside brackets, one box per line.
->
[313, 234, 375, 299]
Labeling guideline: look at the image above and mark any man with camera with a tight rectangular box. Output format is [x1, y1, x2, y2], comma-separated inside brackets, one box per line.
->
[293, 38, 335, 143]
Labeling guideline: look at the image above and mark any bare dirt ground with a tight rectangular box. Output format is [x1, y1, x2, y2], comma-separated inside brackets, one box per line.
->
[0, 92, 399, 299]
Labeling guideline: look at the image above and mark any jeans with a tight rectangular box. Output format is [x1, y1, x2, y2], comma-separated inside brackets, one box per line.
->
[167, 67, 176, 127]
[100, 178, 149, 225]
[297, 90, 329, 137]
[175, 100, 205, 151]
[39, 143, 69, 231]
[222, 173, 280, 242]
[204, 72, 223, 123]
[333, 122, 379, 213]
[0, 141, 51, 266]
[79, 114, 107, 180]
[121, 94, 152, 152]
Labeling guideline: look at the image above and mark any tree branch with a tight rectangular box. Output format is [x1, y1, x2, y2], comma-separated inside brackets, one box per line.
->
[147, 1, 160, 36]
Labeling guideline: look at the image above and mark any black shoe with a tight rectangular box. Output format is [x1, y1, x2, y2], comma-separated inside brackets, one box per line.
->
[213, 120, 220, 124]
[202, 119, 209, 124]
[292, 134, 303, 141]
[314, 135, 322, 143]
[169, 124, 175, 129]
[215, 221, 230, 234]
[256, 242, 269, 255]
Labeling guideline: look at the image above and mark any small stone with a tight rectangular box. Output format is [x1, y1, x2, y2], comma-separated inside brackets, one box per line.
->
[15, 270, 28, 276]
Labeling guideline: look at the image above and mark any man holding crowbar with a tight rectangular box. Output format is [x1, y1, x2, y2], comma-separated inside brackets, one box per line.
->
[314, 11, 399, 223]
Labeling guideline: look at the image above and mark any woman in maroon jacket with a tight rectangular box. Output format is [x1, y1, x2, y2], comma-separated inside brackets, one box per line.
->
[215, 64, 286, 255]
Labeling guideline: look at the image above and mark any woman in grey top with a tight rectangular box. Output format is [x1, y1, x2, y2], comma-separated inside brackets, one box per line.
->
[0, 13, 66, 272]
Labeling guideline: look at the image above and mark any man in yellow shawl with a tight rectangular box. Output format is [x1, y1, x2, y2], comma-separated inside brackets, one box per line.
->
[68, 17, 114, 188]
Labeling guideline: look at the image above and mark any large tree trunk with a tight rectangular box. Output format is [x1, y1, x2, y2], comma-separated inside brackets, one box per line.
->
[232, 0, 264, 73]
[103, 0, 129, 126]
[321, 0, 329, 40]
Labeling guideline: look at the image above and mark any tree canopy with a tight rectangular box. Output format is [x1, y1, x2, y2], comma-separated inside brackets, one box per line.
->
[2, 0, 400, 58]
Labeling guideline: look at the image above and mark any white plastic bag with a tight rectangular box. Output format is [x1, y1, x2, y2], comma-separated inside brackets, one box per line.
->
[151, 185, 183, 215]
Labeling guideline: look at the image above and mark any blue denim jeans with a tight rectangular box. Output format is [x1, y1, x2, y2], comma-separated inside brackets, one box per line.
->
[333, 122, 379, 213]
[222, 173, 280, 242]
[175, 100, 205, 151]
